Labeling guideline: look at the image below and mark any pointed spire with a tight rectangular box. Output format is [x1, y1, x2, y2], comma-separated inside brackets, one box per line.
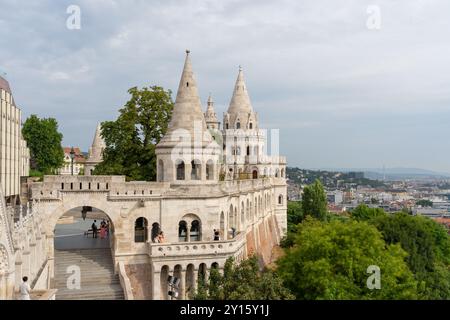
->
[87, 123, 105, 162]
[158, 50, 214, 146]
[204, 93, 219, 125]
[227, 67, 254, 115]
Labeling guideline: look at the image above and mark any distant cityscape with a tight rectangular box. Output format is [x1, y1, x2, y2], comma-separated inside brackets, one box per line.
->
[287, 167, 450, 231]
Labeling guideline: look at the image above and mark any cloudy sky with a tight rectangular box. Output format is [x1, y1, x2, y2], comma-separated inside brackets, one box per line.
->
[1, 0, 450, 172]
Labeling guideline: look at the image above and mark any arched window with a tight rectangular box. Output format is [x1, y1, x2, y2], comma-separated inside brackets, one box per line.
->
[241, 202, 245, 228]
[279, 194, 283, 205]
[176, 160, 185, 180]
[236, 122, 241, 129]
[158, 159, 164, 181]
[246, 145, 250, 156]
[151, 223, 160, 242]
[226, 123, 229, 129]
[134, 217, 148, 242]
[206, 160, 214, 180]
[275, 168, 280, 178]
[249, 122, 253, 129]
[178, 221, 188, 242]
[252, 170, 258, 179]
[236, 147, 241, 156]
[191, 160, 201, 180]
[190, 220, 201, 241]
[220, 211, 225, 240]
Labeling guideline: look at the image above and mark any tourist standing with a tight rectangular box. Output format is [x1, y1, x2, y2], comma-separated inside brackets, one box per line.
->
[158, 231, 165, 243]
[92, 220, 98, 238]
[19, 276, 31, 300]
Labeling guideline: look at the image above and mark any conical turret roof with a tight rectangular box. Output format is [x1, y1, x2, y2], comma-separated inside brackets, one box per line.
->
[158, 50, 214, 147]
[227, 67, 254, 115]
[87, 123, 105, 162]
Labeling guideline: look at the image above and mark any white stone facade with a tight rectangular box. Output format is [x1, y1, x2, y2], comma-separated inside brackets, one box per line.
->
[0, 52, 287, 300]
[0, 76, 30, 203]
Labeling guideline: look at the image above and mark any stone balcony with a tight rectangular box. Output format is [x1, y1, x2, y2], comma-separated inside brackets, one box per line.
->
[149, 232, 246, 259]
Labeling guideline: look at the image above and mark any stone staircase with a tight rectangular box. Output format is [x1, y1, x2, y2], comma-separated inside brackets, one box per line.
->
[53, 248, 125, 300]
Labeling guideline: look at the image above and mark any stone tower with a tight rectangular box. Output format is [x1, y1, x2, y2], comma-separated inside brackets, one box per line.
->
[222, 67, 265, 180]
[156, 51, 221, 183]
[84, 123, 106, 176]
[204, 94, 220, 130]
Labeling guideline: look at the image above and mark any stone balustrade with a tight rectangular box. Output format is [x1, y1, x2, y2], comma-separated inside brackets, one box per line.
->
[149, 232, 246, 259]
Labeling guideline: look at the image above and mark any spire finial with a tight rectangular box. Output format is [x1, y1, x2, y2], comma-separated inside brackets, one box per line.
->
[239, 65, 242, 72]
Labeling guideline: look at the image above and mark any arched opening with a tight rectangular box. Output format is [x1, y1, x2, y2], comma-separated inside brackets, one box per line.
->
[191, 160, 201, 180]
[211, 262, 219, 269]
[278, 194, 283, 205]
[190, 220, 201, 241]
[151, 223, 160, 243]
[176, 160, 185, 180]
[241, 202, 245, 229]
[206, 160, 214, 180]
[225, 123, 229, 129]
[198, 263, 207, 287]
[252, 170, 258, 179]
[53, 206, 120, 300]
[249, 122, 253, 129]
[174, 264, 184, 300]
[236, 121, 241, 129]
[160, 265, 169, 300]
[178, 220, 188, 242]
[135, 217, 148, 242]
[158, 159, 164, 181]
[220, 211, 225, 240]
[275, 168, 280, 178]
[246, 145, 250, 156]
[185, 264, 195, 299]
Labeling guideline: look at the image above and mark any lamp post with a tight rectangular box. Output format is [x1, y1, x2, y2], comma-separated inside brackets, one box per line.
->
[69, 147, 75, 175]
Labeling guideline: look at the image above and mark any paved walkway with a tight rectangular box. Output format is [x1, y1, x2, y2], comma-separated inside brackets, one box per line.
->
[54, 217, 111, 250]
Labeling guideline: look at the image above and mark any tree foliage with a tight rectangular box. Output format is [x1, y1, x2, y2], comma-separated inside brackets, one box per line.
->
[194, 256, 294, 300]
[93, 86, 173, 181]
[277, 217, 418, 300]
[281, 201, 304, 247]
[371, 212, 450, 299]
[22, 115, 64, 175]
[350, 204, 387, 221]
[302, 179, 328, 221]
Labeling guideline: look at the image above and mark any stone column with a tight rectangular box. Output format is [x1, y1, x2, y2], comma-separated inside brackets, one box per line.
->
[180, 269, 186, 300]
[152, 270, 161, 300]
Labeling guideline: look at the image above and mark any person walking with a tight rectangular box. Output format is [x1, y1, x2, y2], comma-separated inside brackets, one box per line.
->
[100, 223, 107, 239]
[19, 276, 31, 300]
[91, 220, 98, 239]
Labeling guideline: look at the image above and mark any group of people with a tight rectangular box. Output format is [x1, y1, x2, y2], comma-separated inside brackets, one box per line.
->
[91, 219, 110, 239]
[153, 231, 165, 243]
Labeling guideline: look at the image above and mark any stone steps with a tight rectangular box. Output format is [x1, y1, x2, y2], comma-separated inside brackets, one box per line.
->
[54, 249, 124, 300]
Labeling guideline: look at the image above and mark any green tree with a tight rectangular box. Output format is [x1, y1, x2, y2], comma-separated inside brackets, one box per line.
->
[281, 201, 304, 247]
[194, 256, 294, 300]
[415, 199, 433, 207]
[93, 86, 173, 181]
[302, 179, 328, 221]
[350, 204, 387, 221]
[371, 212, 450, 299]
[277, 217, 418, 300]
[22, 115, 64, 175]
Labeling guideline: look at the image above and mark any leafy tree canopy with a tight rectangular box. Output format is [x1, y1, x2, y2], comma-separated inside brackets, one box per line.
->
[93, 86, 173, 181]
[277, 217, 418, 300]
[194, 256, 294, 300]
[302, 179, 328, 221]
[22, 115, 64, 175]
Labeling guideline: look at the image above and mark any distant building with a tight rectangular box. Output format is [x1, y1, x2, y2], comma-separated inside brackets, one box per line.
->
[0, 76, 30, 204]
[59, 147, 85, 175]
[327, 190, 344, 205]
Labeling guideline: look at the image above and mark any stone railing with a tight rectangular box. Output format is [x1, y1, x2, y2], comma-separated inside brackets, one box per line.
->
[149, 232, 246, 259]
[118, 261, 134, 300]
